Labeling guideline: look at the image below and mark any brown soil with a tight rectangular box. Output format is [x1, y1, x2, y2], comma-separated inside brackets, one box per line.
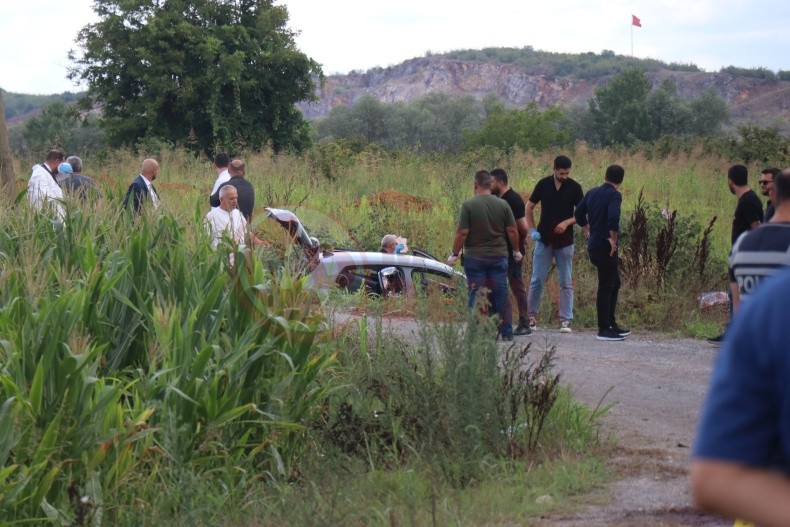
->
[365, 190, 435, 212]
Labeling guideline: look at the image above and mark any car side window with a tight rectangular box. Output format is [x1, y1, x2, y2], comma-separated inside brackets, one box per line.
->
[411, 268, 456, 295]
[336, 265, 386, 295]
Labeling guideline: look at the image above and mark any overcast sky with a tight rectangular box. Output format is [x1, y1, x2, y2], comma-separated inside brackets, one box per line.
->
[1, 0, 787, 95]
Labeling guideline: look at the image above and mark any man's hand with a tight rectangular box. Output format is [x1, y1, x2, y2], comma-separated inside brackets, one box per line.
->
[447, 254, 458, 266]
[512, 250, 523, 263]
[554, 221, 568, 234]
[608, 237, 617, 256]
[529, 228, 541, 241]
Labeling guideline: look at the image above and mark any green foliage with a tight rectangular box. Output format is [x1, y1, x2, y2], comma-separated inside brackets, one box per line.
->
[15, 102, 106, 159]
[0, 203, 333, 520]
[317, 312, 575, 488]
[729, 124, 790, 165]
[314, 93, 483, 153]
[720, 65, 779, 81]
[0, 90, 82, 120]
[465, 101, 571, 153]
[584, 69, 730, 146]
[438, 47, 701, 78]
[69, 0, 321, 154]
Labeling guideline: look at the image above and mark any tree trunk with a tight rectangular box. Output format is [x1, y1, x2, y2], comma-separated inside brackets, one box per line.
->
[0, 91, 16, 203]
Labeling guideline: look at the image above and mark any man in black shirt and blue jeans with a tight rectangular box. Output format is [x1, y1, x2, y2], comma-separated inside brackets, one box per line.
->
[525, 155, 584, 333]
[575, 165, 630, 341]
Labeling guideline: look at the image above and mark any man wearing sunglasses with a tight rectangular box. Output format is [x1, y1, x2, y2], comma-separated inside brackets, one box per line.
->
[759, 168, 781, 223]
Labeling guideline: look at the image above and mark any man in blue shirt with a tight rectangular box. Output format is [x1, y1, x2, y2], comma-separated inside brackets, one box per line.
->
[691, 267, 790, 526]
[574, 165, 630, 341]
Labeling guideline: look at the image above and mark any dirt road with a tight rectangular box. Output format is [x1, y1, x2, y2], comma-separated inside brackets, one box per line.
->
[367, 317, 729, 526]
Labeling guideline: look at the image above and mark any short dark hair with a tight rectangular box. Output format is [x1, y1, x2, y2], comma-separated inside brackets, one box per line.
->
[605, 164, 625, 185]
[774, 169, 790, 205]
[761, 167, 781, 179]
[214, 152, 230, 168]
[553, 155, 572, 170]
[728, 165, 748, 186]
[45, 149, 65, 162]
[490, 168, 508, 185]
[474, 170, 492, 188]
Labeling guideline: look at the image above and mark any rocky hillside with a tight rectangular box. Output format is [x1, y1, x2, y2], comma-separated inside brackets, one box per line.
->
[297, 56, 790, 131]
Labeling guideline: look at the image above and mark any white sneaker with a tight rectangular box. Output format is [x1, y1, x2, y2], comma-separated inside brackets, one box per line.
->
[559, 319, 572, 333]
[528, 317, 537, 330]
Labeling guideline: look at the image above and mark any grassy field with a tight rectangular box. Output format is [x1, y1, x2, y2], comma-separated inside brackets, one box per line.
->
[0, 144, 744, 523]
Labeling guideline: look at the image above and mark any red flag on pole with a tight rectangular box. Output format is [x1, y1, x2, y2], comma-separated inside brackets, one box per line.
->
[632, 14, 642, 27]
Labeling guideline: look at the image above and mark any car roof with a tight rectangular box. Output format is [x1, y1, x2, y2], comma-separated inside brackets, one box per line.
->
[319, 251, 454, 274]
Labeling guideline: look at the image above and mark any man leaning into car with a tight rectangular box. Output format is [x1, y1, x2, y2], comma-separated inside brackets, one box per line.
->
[448, 170, 522, 340]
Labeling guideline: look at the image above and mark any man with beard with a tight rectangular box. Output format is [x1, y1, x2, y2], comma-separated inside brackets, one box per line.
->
[448, 170, 522, 341]
[708, 164, 763, 344]
[525, 155, 584, 333]
[490, 168, 531, 335]
[760, 167, 780, 223]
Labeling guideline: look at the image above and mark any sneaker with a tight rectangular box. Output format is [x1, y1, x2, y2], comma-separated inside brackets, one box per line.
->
[513, 324, 532, 336]
[707, 332, 725, 344]
[500, 334, 514, 342]
[528, 317, 537, 330]
[611, 324, 631, 337]
[596, 328, 625, 341]
[559, 319, 572, 333]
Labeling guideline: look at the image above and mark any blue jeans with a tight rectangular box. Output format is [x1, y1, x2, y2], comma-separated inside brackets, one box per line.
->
[527, 242, 575, 321]
[463, 256, 511, 337]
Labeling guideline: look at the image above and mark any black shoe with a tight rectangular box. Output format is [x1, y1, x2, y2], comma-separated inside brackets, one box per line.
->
[596, 328, 625, 341]
[513, 324, 532, 336]
[707, 332, 726, 344]
[611, 324, 631, 336]
[500, 334, 514, 342]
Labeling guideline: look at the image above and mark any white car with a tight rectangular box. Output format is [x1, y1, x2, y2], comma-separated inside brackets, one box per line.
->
[264, 208, 464, 296]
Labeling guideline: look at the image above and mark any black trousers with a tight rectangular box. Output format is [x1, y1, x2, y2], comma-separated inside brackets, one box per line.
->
[588, 247, 621, 331]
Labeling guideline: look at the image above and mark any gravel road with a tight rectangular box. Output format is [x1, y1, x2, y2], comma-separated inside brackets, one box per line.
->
[364, 316, 730, 526]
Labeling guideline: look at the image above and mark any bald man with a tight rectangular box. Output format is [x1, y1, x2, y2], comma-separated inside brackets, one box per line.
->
[123, 158, 161, 214]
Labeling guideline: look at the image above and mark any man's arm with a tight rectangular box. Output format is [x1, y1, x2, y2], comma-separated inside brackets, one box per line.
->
[525, 201, 537, 231]
[691, 460, 790, 527]
[450, 228, 468, 256]
[749, 220, 761, 230]
[515, 217, 529, 251]
[505, 225, 523, 262]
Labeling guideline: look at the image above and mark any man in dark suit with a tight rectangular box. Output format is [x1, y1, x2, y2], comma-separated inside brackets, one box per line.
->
[210, 159, 254, 221]
[124, 158, 160, 214]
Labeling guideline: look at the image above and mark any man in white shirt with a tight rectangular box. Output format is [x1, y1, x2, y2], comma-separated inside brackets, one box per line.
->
[209, 152, 230, 209]
[205, 185, 247, 248]
[28, 149, 66, 218]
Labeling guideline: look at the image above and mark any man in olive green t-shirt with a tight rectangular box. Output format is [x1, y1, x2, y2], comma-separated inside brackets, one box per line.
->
[448, 170, 523, 340]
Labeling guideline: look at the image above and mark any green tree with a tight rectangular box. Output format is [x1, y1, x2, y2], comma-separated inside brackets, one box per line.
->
[21, 101, 79, 154]
[688, 89, 729, 136]
[465, 102, 570, 153]
[731, 125, 789, 165]
[588, 68, 651, 145]
[69, 0, 320, 154]
[645, 79, 692, 139]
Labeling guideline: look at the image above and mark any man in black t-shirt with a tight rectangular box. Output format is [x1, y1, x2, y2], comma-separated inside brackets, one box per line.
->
[491, 168, 532, 336]
[708, 164, 763, 343]
[210, 159, 255, 222]
[525, 155, 584, 333]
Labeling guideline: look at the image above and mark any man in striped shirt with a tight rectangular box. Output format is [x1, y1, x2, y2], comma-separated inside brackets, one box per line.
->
[729, 168, 790, 308]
